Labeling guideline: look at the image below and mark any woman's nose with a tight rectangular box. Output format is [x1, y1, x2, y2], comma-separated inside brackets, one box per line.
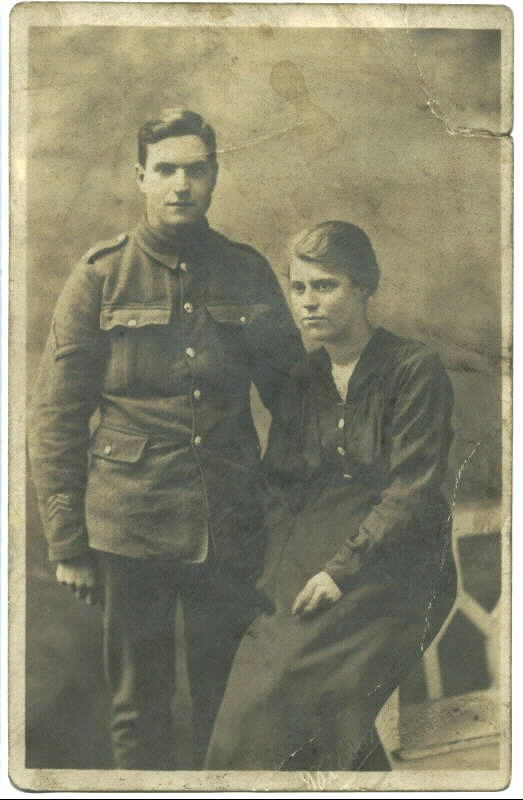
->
[303, 291, 318, 310]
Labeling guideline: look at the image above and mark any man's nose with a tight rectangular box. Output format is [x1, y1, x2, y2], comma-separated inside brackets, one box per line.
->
[172, 168, 190, 193]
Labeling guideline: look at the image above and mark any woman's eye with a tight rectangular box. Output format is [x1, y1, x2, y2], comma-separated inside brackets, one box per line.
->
[291, 283, 305, 294]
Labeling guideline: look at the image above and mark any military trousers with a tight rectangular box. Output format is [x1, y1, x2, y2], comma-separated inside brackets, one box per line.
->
[97, 550, 260, 770]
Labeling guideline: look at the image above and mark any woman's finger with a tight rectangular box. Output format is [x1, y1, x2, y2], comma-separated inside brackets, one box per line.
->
[291, 591, 306, 615]
[300, 588, 324, 616]
[292, 582, 314, 615]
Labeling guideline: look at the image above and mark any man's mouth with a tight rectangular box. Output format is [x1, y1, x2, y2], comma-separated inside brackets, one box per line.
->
[166, 202, 194, 208]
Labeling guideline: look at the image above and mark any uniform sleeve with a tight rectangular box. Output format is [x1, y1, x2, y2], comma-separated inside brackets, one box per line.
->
[27, 260, 107, 562]
[262, 374, 311, 513]
[324, 352, 454, 588]
[245, 258, 305, 416]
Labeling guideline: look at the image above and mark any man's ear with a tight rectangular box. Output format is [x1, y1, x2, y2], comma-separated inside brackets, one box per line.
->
[135, 163, 146, 193]
[210, 161, 219, 191]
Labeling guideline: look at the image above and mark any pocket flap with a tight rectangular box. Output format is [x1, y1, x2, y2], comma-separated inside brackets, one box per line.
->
[89, 426, 148, 463]
[206, 303, 272, 325]
[100, 306, 171, 331]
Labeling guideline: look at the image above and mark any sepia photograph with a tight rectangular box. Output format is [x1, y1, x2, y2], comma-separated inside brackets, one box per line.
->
[9, 2, 512, 792]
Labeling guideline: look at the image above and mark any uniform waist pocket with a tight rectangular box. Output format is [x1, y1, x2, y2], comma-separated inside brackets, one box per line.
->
[89, 425, 148, 463]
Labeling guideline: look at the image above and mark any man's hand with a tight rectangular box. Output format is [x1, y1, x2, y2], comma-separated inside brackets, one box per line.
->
[292, 571, 342, 618]
[55, 553, 100, 606]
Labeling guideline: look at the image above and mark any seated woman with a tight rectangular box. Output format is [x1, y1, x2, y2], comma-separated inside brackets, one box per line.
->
[205, 221, 457, 771]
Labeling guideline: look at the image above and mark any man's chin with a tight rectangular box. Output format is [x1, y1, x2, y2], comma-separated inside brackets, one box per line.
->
[162, 212, 201, 229]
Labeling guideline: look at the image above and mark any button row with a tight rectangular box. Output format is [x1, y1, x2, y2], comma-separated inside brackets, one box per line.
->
[337, 417, 346, 461]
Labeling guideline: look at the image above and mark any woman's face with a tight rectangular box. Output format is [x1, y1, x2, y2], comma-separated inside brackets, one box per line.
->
[289, 256, 368, 344]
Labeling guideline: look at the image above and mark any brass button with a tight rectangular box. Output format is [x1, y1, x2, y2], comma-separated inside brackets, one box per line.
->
[337, 446, 346, 456]
[193, 389, 201, 400]
[179, 261, 188, 272]
[194, 435, 202, 446]
[127, 319, 137, 327]
[185, 347, 196, 359]
[104, 444, 112, 455]
[344, 473, 353, 480]
[239, 315, 247, 324]
[338, 418, 345, 430]
[183, 302, 194, 314]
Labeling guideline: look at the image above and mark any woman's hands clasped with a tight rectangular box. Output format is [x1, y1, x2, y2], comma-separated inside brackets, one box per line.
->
[292, 571, 342, 618]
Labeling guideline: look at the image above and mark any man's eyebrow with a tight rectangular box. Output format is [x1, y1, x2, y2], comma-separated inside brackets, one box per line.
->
[153, 159, 209, 170]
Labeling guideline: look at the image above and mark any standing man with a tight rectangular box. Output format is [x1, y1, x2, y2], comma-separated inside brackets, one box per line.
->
[28, 108, 304, 769]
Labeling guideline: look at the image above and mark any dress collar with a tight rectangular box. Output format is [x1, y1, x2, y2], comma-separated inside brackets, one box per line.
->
[304, 327, 395, 398]
[134, 216, 211, 271]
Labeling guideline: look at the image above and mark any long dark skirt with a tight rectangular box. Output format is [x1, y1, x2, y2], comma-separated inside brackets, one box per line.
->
[205, 509, 456, 771]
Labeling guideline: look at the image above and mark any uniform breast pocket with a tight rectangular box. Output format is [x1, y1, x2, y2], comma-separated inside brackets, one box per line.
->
[100, 305, 172, 394]
[205, 302, 272, 386]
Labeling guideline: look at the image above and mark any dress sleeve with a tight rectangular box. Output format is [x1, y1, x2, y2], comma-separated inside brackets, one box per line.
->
[245, 258, 305, 416]
[27, 260, 107, 562]
[324, 350, 454, 588]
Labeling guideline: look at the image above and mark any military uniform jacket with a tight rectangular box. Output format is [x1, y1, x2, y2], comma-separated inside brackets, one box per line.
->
[28, 218, 304, 572]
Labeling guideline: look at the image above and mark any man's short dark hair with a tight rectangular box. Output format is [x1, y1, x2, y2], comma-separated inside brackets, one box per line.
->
[293, 220, 380, 296]
[137, 108, 217, 167]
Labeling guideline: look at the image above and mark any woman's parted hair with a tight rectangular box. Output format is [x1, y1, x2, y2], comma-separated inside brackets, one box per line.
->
[293, 220, 380, 296]
[137, 108, 217, 167]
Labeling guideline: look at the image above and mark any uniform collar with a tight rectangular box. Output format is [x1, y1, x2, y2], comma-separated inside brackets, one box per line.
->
[134, 216, 211, 271]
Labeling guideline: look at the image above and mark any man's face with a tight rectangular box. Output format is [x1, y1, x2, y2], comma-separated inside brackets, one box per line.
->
[289, 256, 367, 344]
[136, 135, 218, 232]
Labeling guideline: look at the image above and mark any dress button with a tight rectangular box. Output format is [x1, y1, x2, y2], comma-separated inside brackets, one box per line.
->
[183, 302, 194, 314]
[185, 347, 196, 359]
[344, 473, 353, 480]
[179, 261, 188, 272]
[193, 389, 201, 400]
[239, 315, 247, 324]
[338, 418, 345, 430]
[194, 435, 202, 446]
[337, 446, 346, 456]
[104, 444, 112, 455]
[127, 319, 137, 327]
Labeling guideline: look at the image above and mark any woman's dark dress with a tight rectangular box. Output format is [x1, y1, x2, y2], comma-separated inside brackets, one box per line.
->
[205, 327, 457, 770]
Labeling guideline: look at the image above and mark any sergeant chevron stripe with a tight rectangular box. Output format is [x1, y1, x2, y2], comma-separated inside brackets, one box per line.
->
[47, 493, 76, 521]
